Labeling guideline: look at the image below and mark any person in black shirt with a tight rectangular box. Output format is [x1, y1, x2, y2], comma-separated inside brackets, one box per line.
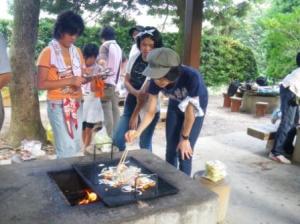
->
[113, 27, 163, 151]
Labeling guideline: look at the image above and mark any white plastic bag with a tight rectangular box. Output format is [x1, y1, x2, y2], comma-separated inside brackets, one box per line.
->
[92, 127, 112, 153]
[20, 140, 45, 160]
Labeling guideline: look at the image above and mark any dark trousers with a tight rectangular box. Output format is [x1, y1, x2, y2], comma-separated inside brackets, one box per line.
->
[272, 85, 299, 156]
[165, 99, 207, 176]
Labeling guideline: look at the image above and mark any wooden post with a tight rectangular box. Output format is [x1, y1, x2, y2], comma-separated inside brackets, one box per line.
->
[183, 0, 204, 69]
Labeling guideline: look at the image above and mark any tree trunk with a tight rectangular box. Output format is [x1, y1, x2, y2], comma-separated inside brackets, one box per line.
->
[7, 0, 46, 146]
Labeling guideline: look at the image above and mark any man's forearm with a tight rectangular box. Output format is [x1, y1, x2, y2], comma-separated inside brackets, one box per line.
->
[136, 110, 155, 135]
[131, 80, 150, 117]
[136, 94, 158, 135]
[181, 103, 196, 137]
[124, 80, 139, 96]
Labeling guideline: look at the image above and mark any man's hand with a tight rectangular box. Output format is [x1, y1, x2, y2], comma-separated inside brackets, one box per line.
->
[129, 115, 139, 130]
[69, 76, 86, 87]
[177, 139, 193, 160]
[125, 130, 140, 143]
[137, 91, 148, 104]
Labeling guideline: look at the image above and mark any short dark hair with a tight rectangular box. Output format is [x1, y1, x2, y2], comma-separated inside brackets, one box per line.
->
[129, 25, 144, 37]
[100, 26, 116, 41]
[83, 44, 99, 59]
[136, 26, 163, 50]
[164, 65, 182, 82]
[296, 52, 300, 67]
[53, 11, 84, 40]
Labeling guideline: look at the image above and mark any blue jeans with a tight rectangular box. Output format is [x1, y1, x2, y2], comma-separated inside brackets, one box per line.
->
[166, 98, 207, 176]
[272, 85, 299, 156]
[47, 101, 82, 158]
[113, 94, 160, 151]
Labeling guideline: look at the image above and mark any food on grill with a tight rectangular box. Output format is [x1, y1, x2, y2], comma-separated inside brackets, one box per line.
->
[135, 176, 156, 191]
[98, 164, 156, 192]
[97, 150, 156, 194]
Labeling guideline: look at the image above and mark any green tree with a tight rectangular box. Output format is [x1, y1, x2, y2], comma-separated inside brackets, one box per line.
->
[261, 7, 300, 79]
[36, 18, 54, 58]
[271, 0, 300, 13]
[0, 20, 12, 44]
[204, 0, 251, 35]
[40, 0, 136, 16]
[232, 1, 268, 75]
[201, 35, 258, 86]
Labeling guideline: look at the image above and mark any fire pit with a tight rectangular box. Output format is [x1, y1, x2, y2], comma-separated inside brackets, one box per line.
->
[48, 169, 100, 206]
[0, 150, 218, 224]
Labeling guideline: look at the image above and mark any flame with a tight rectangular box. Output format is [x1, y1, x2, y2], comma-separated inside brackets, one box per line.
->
[78, 190, 98, 205]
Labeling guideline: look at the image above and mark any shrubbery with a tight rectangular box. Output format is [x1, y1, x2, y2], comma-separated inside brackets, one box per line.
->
[201, 35, 258, 86]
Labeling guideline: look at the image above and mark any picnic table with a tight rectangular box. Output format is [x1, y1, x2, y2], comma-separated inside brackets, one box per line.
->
[240, 89, 280, 114]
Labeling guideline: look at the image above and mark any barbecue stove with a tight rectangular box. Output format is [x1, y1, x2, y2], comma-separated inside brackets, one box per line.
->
[0, 150, 218, 224]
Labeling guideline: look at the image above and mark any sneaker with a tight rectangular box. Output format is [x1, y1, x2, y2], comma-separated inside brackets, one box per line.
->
[269, 153, 291, 164]
[84, 145, 94, 155]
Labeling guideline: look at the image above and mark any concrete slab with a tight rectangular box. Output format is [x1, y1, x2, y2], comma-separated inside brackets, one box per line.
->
[0, 150, 217, 224]
[190, 132, 300, 224]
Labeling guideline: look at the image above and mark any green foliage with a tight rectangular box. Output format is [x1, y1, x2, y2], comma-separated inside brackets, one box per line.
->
[231, 2, 268, 75]
[114, 26, 133, 57]
[161, 32, 177, 50]
[204, 0, 251, 35]
[201, 35, 258, 86]
[36, 18, 54, 57]
[261, 7, 300, 79]
[271, 0, 300, 13]
[40, 0, 136, 17]
[76, 26, 100, 50]
[0, 19, 12, 44]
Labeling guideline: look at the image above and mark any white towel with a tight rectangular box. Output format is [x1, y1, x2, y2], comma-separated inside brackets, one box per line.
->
[49, 39, 82, 77]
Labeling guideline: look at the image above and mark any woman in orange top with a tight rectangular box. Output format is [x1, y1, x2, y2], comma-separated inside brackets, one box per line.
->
[37, 11, 86, 158]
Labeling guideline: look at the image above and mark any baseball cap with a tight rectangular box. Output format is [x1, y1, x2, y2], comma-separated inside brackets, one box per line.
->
[142, 47, 180, 79]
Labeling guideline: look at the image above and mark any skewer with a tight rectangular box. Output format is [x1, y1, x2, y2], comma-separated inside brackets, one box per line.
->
[117, 149, 129, 172]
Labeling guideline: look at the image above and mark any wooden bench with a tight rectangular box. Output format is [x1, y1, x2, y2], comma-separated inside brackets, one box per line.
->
[247, 124, 277, 151]
[248, 125, 300, 162]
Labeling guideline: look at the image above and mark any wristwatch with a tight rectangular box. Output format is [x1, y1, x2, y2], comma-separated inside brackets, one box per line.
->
[181, 134, 189, 140]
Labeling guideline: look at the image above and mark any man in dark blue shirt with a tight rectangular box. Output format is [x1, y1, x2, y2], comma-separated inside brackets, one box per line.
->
[125, 47, 208, 176]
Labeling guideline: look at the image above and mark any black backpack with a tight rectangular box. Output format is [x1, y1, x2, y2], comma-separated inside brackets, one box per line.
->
[227, 80, 240, 97]
[256, 76, 268, 86]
